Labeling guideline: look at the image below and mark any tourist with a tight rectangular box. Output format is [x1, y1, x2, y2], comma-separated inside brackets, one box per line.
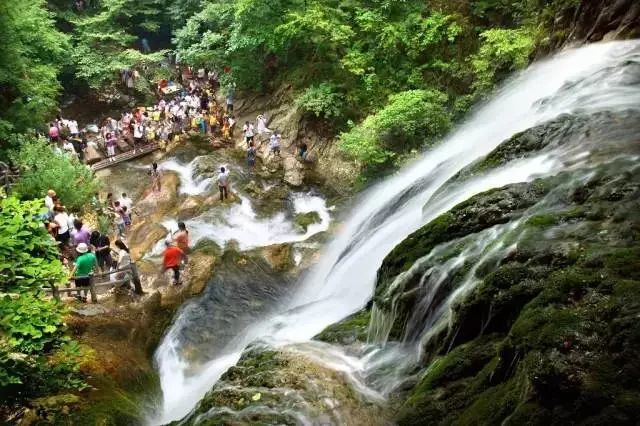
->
[68, 119, 79, 137]
[133, 121, 145, 152]
[256, 114, 271, 135]
[225, 91, 234, 113]
[247, 141, 257, 174]
[70, 242, 97, 302]
[106, 192, 115, 211]
[243, 121, 254, 145]
[113, 201, 126, 238]
[221, 117, 230, 140]
[228, 115, 236, 137]
[53, 205, 71, 247]
[71, 219, 91, 248]
[217, 166, 229, 201]
[114, 240, 132, 287]
[90, 230, 113, 272]
[150, 162, 162, 193]
[44, 189, 56, 215]
[173, 222, 189, 255]
[106, 132, 117, 161]
[122, 205, 132, 229]
[299, 142, 308, 161]
[118, 193, 133, 211]
[49, 123, 60, 142]
[269, 132, 281, 156]
[162, 240, 185, 286]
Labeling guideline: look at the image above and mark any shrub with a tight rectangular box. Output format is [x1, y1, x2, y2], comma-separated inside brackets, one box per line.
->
[0, 197, 83, 400]
[10, 136, 98, 212]
[339, 89, 451, 166]
[295, 83, 343, 120]
[471, 28, 535, 97]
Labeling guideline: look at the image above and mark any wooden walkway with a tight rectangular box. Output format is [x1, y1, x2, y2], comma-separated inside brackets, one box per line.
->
[91, 143, 160, 171]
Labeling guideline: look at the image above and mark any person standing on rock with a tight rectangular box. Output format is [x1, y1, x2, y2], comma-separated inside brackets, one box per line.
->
[247, 141, 257, 174]
[225, 91, 234, 113]
[269, 132, 281, 157]
[243, 121, 254, 146]
[150, 162, 162, 193]
[217, 166, 230, 201]
[163, 240, 185, 286]
[173, 222, 189, 263]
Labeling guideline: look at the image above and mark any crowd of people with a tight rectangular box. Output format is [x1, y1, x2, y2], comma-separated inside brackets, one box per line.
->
[38, 64, 318, 304]
[43, 185, 192, 301]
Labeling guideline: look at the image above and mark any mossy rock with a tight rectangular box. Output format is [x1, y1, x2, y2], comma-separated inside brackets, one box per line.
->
[294, 211, 321, 231]
[314, 309, 371, 344]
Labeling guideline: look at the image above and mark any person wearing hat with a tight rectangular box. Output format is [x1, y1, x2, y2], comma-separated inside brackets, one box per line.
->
[70, 243, 97, 302]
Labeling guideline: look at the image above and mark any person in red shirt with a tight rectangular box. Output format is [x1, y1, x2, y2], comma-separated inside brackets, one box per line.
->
[163, 240, 184, 285]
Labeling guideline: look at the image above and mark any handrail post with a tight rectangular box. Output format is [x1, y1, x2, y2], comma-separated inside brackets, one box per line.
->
[51, 283, 60, 302]
[130, 263, 143, 295]
[89, 275, 98, 303]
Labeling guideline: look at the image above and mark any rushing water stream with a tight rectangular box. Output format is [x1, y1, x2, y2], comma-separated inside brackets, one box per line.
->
[153, 40, 640, 423]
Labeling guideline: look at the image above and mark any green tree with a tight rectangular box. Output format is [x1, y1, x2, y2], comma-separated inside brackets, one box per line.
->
[0, 0, 69, 140]
[0, 197, 83, 400]
[10, 136, 98, 212]
[339, 89, 451, 167]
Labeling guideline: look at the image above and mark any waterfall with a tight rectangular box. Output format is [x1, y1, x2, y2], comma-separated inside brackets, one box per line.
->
[154, 40, 640, 423]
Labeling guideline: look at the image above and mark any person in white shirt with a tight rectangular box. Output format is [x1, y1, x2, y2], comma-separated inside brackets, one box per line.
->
[68, 120, 79, 136]
[269, 132, 281, 156]
[133, 122, 145, 151]
[216, 166, 230, 201]
[243, 121, 254, 145]
[63, 140, 77, 157]
[256, 114, 271, 135]
[53, 205, 71, 246]
[44, 189, 56, 214]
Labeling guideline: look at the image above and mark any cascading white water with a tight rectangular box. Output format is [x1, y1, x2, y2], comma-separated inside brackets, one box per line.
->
[155, 41, 640, 423]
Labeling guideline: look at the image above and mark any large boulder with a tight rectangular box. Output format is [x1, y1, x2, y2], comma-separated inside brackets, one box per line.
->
[262, 244, 293, 272]
[134, 172, 180, 221]
[283, 156, 305, 187]
[186, 252, 216, 295]
[85, 142, 103, 165]
[127, 222, 167, 261]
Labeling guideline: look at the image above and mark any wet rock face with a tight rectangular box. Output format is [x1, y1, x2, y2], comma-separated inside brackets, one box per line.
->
[174, 347, 389, 426]
[373, 111, 640, 424]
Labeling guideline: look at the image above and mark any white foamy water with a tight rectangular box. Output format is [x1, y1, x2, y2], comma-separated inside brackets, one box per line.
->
[146, 193, 331, 258]
[155, 41, 640, 423]
[160, 158, 213, 195]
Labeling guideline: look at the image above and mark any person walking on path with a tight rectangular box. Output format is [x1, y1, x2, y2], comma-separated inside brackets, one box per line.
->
[113, 201, 126, 238]
[163, 241, 185, 286]
[53, 205, 71, 247]
[217, 166, 229, 201]
[70, 243, 97, 303]
[90, 230, 113, 272]
[106, 132, 117, 161]
[71, 219, 91, 248]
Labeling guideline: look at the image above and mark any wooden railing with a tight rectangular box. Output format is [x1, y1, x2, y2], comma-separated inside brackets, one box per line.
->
[46, 263, 143, 303]
[0, 161, 20, 194]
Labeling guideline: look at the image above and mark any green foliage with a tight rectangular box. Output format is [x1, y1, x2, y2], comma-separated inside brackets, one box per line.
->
[10, 137, 99, 212]
[471, 28, 535, 98]
[67, 0, 171, 91]
[0, 0, 69, 139]
[339, 90, 451, 167]
[0, 197, 66, 292]
[295, 83, 343, 120]
[0, 197, 83, 400]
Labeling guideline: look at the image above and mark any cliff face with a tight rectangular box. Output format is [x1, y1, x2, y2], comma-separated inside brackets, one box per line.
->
[541, 0, 640, 52]
[371, 109, 640, 424]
